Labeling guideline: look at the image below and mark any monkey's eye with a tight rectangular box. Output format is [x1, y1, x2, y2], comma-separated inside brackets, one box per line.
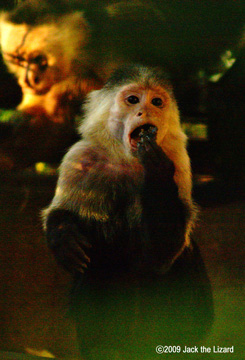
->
[126, 95, 140, 105]
[30, 55, 48, 71]
[152, 98, 163, 107]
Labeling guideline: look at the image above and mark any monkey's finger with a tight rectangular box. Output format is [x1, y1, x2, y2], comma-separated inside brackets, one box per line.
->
[143, 136, 163, 159]
[138, 139, 161, 165]
[63, 249, 90, 274]
[69, 239, 91, 264]
[74, 261, 89, 274]
[62, 259, 87, 275]
[77, 236, 92, 249]
[53, 249, 84, 274]
[141, 135, 173, 169]
[66, 226, 92, 249]
[70, 256, 89, 274]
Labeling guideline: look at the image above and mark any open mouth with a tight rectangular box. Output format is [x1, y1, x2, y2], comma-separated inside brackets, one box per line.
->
[129, 124, 157, 150]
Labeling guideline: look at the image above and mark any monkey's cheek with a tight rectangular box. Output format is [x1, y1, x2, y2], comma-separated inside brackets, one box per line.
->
[33, 75, 58, 94]
[156, 127, 168, 144]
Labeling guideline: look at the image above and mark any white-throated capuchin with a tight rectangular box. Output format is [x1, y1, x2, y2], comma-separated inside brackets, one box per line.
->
[42, 65, 213, 359]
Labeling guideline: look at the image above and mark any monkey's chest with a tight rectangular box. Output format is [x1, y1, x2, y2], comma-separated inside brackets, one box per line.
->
[77, 163, 142, 224]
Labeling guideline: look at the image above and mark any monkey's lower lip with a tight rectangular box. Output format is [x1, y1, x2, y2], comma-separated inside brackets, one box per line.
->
[130, 124, 157, 150]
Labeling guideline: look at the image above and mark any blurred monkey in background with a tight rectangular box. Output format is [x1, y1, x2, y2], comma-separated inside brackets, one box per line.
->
[0, 0, 168, 169]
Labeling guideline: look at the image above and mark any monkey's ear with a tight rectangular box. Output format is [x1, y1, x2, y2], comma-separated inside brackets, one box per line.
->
[56, 11, 89, 63]
[81, 89, 103, 115]
[63, 11, 88, 33]
[84, 88, 112, 111]
[78, 88, 112, 135]
[86, 89, 103, 102]
[69, 11, 84, 22]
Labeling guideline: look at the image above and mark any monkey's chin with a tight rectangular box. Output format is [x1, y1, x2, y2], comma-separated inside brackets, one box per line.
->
[129, 124, 158, 151]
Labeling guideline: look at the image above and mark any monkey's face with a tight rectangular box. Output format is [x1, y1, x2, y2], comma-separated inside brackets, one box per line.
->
[108, 84, 171, 152]
[0, 21, 74, 95]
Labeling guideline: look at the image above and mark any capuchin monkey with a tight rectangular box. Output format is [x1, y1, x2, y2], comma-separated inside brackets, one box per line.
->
[43, 65, 213, 359]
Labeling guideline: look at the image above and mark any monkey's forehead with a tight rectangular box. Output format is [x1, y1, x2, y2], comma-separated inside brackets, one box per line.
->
[0, 21, 28, 52]
[0, 21, 56, 53]
[118, 83, 171, 94]
[106, 65, 173, 93]
[0, 17, 86, 61]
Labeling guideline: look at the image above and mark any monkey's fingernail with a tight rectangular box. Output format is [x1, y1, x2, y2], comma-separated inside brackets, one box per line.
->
[82, 240, 92, 248]
[84, 254, 91, 263]
[78, 268, 85, 274]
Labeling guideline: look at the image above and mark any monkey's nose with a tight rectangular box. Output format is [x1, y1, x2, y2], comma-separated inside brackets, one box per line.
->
[26, 68, 41, 87]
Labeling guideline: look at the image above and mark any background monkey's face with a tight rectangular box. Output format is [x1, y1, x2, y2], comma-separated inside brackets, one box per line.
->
[1, 22, 65, 95]
[108, 84, 171, 152]
[0, 13, 88, 96]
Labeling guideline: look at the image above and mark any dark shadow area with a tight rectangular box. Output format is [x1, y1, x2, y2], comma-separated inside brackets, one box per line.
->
[0, 170, 243, 359]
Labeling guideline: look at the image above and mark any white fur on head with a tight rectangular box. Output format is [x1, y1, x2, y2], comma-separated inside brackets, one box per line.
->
[79, 87, 124, 153]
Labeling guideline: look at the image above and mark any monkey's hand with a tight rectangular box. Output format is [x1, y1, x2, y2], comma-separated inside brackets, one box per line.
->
[137, 126, 175, 183]
[137, 127, 186, 274]
[46, 209, 91, 275]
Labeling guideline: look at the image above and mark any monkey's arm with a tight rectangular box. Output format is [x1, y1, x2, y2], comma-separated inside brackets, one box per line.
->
[138, 130, 188, 273]
[46, 209, 91, 275]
